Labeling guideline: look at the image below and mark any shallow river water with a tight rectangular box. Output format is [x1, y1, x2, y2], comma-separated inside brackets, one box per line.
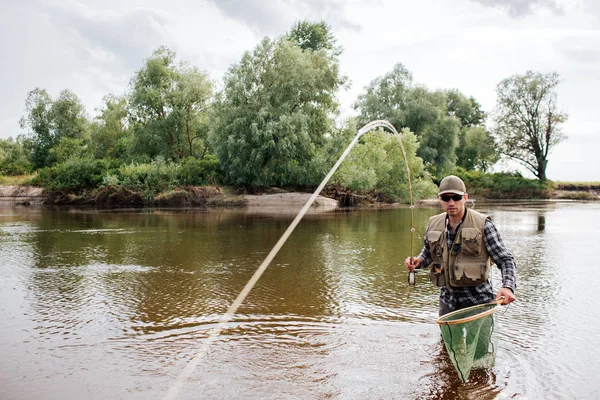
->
[1, 201, 599, 400]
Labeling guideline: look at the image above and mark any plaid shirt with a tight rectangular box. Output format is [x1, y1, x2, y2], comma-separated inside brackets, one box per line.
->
[417, 210, 516, 312]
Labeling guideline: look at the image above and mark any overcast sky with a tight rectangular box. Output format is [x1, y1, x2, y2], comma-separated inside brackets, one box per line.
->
[2, 0, 599, 181]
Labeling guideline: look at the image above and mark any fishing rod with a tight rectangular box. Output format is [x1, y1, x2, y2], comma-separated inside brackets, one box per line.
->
[164, 120, 415, 399]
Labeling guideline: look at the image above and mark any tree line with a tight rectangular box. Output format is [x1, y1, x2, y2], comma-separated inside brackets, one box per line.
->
[1, 21, 567, 202]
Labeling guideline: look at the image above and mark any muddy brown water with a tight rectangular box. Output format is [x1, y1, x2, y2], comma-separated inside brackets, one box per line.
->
[1, 202, 599, 399]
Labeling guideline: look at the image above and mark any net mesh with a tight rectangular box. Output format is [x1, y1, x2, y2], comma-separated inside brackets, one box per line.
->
[436, 302, 500, 382]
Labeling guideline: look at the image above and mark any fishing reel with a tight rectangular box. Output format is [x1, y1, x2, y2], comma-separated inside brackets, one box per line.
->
[408, 270, 416, 286]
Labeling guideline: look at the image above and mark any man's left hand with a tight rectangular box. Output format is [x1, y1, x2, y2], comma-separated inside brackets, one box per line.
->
[496, 287, 515, 305]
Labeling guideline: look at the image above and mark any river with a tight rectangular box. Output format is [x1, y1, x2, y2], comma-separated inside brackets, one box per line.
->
[1, 201, 598, 399]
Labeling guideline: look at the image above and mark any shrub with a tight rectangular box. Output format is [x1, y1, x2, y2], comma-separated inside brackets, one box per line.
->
[35, 158, 112, 190]
[177, 155, 219, 185]
[117, 156, 180, 194]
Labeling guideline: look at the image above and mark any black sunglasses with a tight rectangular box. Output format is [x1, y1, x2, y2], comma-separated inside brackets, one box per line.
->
[440, 194, 463, 202]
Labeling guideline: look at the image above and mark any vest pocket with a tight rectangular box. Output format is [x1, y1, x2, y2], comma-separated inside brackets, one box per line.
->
[460, 228, 481, 256]
[450, 263, 488, 286]
[427, 230, 444, 257]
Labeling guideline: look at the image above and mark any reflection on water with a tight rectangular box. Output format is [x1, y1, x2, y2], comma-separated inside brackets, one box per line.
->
[1, 202, 599, 399]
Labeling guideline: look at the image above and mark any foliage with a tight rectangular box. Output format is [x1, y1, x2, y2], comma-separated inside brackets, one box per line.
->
[332, 127, 437, 202]
[493, 71, 567, 181]
[0, 137, 32, 175]
[455, 127, 499, 172]
[20, 88, 90, 169]
[210, 29, 346, 186]
[116, 156, 181, 194]
[128, 47, 213, 160]
[453, 168, 550, 199]
[353, 64, 494, 178]
[47, 137, 91, 164]
[446, 90, 486, 127]
[34, 158, 112, 190]
[354, 63, 413, 131]
[90, 95, 132, 161]
[418, 116, 460, 177]
[287, 20, 341, 56]
[177, 155, 219, 185]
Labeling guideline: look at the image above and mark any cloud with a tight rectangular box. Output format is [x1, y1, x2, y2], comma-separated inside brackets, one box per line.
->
[42, 1, 174, 70]
[207, 0, 361, 35]
[469, 0, 564, 16]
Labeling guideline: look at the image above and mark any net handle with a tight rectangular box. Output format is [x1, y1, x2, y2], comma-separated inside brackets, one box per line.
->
[435, 297, 504, 325]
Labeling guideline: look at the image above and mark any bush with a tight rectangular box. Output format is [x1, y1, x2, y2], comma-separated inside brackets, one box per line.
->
[117, 156, 180, 194]
[35, 158, 113, 190]
[177, 155, 219, 185]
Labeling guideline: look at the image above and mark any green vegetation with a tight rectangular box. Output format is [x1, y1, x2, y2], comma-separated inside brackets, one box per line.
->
[453, 168, 551, 199]
[0, 21, 583, 205]
[0, 174, 35, 186]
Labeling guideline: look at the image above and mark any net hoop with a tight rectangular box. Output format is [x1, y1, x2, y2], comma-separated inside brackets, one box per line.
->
[435, 300, 502, 326]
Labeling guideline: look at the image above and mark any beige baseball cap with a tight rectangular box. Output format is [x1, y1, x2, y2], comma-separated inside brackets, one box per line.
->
[438, 175, 466, 195]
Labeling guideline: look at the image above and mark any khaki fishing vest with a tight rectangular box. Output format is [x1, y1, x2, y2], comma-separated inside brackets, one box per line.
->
[427, 209, 492, 288]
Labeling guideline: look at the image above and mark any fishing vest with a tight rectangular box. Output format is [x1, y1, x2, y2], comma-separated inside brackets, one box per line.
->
[427, 208, 492, 288]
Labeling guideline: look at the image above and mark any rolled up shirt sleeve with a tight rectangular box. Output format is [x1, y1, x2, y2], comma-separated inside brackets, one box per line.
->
[483, 219, 517, 292]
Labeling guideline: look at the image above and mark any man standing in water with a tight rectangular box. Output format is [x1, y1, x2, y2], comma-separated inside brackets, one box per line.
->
[404, 175, 516, 316]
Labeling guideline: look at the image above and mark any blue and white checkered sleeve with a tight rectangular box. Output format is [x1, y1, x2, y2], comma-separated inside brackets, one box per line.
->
[484, 219, 516, 292]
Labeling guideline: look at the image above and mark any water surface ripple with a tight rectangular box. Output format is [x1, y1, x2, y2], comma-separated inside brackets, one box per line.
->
[0, 203, 598, 399]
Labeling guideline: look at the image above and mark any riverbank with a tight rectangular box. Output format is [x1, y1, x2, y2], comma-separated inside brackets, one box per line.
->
[0, 184, 598, 209]
[0, 185, 339, 212]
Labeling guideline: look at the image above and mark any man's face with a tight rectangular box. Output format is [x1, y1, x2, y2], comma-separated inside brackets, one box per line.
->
[439, 192, 469, 217]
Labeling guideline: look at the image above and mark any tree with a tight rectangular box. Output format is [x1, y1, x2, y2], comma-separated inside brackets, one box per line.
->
[128, 46, 213, 160]
[287, 20, 341, 56]
[90, 94, 131, 161]
[210, 31, 346, 186]
[354, 63, 413, 130]
[493, 71, 567, 181]
[419, 116, 460, 177]
[354, 65, 497, 177]
[446, 90, 486, 128]
[456, 126, 499, 171]
[20, 88, 89, 169]
[171, 64, 213, 158]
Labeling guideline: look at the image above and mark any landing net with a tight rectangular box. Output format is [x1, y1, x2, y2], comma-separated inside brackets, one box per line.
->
[436, 300, 501, 382]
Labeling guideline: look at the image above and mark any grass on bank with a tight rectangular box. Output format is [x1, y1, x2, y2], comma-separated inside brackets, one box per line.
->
[0, 174, 36, 185]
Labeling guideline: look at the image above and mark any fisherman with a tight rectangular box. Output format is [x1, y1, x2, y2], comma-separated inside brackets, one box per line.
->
[404, 175, 516, 316]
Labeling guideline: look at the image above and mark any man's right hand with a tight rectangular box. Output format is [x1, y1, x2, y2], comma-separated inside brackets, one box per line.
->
[404, 257, 421, 271]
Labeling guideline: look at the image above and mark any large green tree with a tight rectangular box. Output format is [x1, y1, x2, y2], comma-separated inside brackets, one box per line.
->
[128, 46, 213, 160]
[493, 71, 567, 181]
[19, 88, 89, 169]
[354, 65, 496, 177]
[210, 23, 347, 186]
[354, 63, 413, 130]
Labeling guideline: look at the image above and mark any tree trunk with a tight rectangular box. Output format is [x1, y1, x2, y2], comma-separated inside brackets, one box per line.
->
[537, 159, 547, 182]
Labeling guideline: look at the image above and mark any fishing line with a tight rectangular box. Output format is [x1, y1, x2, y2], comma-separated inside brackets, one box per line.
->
[164, 120, 415, 399]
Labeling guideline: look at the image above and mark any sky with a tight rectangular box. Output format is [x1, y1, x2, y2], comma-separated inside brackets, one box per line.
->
[1, 0, 599, 181]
